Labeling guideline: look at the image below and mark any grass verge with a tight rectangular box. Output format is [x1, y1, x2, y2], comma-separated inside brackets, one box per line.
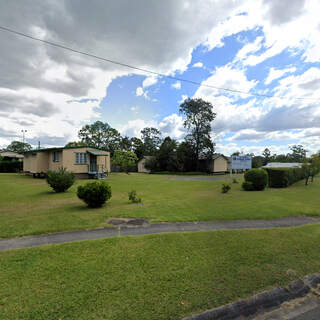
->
[1, 225, 320, 319]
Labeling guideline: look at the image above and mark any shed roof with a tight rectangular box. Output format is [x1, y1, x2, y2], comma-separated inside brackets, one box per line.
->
[262, 162, 302, 168]
[87, 149, 109, 156]
[24, 146, 108, 154]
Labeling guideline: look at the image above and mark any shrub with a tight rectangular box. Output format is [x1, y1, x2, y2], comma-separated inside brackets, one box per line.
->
[77, 181, 112, 208]
[232, 178, 238, 184]
[265, 167, 305, 188]
[242, 181, 254, 191]
[244, 168, 268, 191]
[221, 184, 231, 193]
[0, 160, 23, 173]
[128, 190, 142, 203]
[46, 168, 75, 192]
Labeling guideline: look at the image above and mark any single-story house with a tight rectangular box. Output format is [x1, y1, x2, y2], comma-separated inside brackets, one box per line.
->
[138, 156, 153, 173]
[262, 162, 302, 168]
[23, 146, 110, 178]
[0, 150, 24, 161]
[199, 154, 231, 173]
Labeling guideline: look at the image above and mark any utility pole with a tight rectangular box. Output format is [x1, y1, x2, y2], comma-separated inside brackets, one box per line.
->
[21, 129, 27, 144]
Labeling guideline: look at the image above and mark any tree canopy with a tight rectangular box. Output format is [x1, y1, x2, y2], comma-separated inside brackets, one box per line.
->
[7, 141, 32, 153]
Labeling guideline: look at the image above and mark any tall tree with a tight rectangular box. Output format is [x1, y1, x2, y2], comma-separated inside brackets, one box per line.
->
[179, 98, 216, 170]
[120, 136, 132, 151]
[131, 137, 145, 160]
[7, 141, 32, 153]
[176, 140, 197, 172]
[141, 127, 162, 155]
[262, 148, 271, 165]
[78, 121, 121, 155]
[157, 137, 178, 172]
[288, 145, 307, 162]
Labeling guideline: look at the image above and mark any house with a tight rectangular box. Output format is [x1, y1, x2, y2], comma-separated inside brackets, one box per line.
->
[199, 154, 231, 173]
[262, 162, 302, 168]
[137, 156, 153, 173]
[23, 146, 110, 178]
[0, 150, 24, 161]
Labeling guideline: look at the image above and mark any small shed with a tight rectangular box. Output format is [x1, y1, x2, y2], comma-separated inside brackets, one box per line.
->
[138, 156, 153, 173]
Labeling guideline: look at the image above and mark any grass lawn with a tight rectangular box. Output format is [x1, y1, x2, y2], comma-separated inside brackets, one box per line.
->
[1, 225, 320, 319]
[0, 173, 320, 238]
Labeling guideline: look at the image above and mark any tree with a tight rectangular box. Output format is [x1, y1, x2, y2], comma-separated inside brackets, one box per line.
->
[65, 141, 87, 148]
[7, 141, 32, 153]
[303, 155, 320, 185]
[288, 145, 307, 162]
[252, 156, 264, 168]
[179, 98, 216, 170]
[157, 137, 179, 172]
[176, 141, 197, 172]
[111, 150, 138, 174]
[120, 136, 132, 151]
[231, 151, 241, 156]
[262, 148, 271, 165]
[141, 127, 162, 155]
[78, 121, 121, 155]
[131, 137, 145, 160]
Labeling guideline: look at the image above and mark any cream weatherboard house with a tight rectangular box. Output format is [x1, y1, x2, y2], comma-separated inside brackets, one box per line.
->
[23, 146, 110, 178]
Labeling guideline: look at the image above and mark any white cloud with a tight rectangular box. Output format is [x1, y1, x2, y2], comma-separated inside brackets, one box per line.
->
[171, 81, 181, 90]
[265, 67, 296, 85]
[142, 76, 158, 88]
[159, 114, 185, 139]
[192, 62, 203, 68]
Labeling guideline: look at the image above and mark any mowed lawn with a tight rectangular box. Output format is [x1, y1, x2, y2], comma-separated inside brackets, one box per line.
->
[1, 225, 320, 320]
[0, 173, 319, 238]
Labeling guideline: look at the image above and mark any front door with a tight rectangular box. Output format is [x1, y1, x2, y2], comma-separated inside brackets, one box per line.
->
[90, 155, 97, 172]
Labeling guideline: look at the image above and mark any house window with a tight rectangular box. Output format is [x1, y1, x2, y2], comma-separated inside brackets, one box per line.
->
[75, 152, 87, 164]
[142, 163, 145, 169]
[53, 151, 60, 162]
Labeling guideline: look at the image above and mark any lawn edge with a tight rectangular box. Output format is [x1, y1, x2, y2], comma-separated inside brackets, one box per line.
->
[183, 273, 320, 320]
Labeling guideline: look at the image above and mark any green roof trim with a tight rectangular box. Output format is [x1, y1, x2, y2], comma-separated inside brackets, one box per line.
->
[23, 146, 109, 154]
[87, 150, 109, 156]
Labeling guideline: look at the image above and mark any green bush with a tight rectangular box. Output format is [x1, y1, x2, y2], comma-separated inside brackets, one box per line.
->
[128, 190, 142, 203]
[242, 181, 254, 191]
[221, 184, 231, 193]
[46, 168, 75, 192]
[265, 167, 305, 188]
[0, 161, 23, 173]
[232, 178, 238, 184]
[77, 181, 112, 208]
[244, 168, 268, 191]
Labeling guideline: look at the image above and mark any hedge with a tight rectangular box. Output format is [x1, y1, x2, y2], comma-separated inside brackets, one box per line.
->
[242, 168, 268, 191]
[0, 161, 23, 173]
[265, 167, 305, 188]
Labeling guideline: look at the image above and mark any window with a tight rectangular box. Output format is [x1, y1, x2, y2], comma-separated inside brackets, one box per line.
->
[75, 152, 87, 164]
[53, 151, 60, 162]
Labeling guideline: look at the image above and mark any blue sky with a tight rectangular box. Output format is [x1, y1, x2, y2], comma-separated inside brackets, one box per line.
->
[0, 0, 320, 156]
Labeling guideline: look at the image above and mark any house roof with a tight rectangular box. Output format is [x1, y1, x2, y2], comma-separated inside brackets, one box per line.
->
[262, 162, 302, 168]
[0, 150, 24, 158]
[87, 149, 109, 156]
[23, 146, 108, 154]
[200, 154, 230, 162]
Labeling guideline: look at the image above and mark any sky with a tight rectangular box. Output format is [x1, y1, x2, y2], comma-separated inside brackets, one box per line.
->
[0, 0, 320, 156]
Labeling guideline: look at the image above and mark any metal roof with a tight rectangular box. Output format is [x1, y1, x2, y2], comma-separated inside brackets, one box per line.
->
[87, 150, 109, 156]
[262, 162, 302, 168]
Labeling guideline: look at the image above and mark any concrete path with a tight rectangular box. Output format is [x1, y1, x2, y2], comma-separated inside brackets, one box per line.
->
[0, 216, 319, 251]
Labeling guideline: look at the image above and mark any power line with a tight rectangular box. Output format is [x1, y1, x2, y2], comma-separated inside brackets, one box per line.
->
[0, 25, 318, 101]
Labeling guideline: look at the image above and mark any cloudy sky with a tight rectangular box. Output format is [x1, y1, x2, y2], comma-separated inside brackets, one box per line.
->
[0, 0, 320, 155]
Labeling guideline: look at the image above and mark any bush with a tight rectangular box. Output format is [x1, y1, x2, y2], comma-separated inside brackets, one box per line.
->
[77, 181, 112, 208]
[128, 190, 142, 203]
[0, 160, 23, 173]
[46, 168, 75, 192]
[244, 168, 268, 191]
[265, 167, 305, 188]
[242, 181, 254, 191]
[232, 178, 238, 184]
[221, 184, 231, 193]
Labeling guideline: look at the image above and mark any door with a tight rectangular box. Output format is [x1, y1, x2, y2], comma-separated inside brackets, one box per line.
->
[90, 155, 97, 172]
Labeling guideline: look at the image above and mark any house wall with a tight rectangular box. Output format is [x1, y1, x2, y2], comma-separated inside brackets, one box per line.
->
[38, 151, 50, 172]
[138, 158, 150, 173]
[62, 148, 110, 173]
[213, 156, 228, 172]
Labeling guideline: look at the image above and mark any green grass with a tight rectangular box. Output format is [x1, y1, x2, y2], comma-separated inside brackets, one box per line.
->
[1, 225, 320, 320]
[0, 173, 320, 238]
